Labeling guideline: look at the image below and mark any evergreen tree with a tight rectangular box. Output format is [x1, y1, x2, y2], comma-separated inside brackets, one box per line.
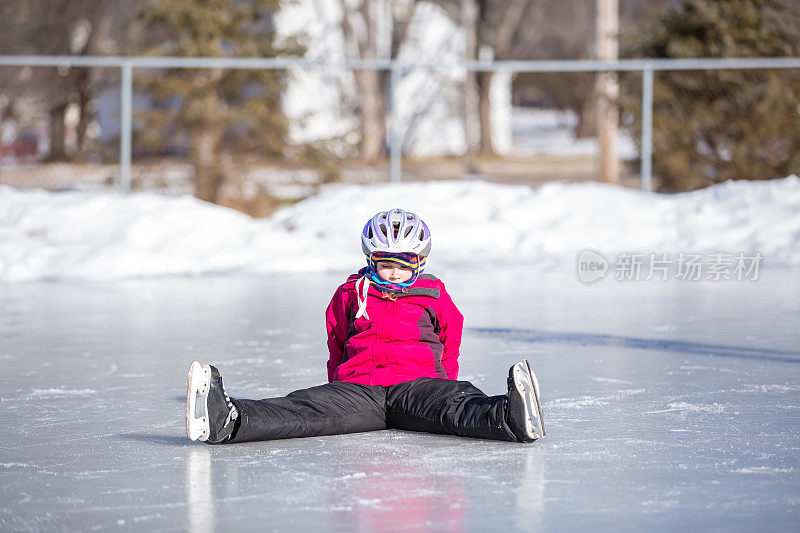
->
[138, 0, 303, 205]
[621, 0, 800, 191]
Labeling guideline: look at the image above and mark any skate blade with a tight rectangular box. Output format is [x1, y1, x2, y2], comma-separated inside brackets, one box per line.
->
[186, 361, 211, 441]
[514, 360, 545, 440]
[524, 359, 546, 437]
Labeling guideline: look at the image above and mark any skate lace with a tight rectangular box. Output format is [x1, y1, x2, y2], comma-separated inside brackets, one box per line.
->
[224, 394, 238, 426]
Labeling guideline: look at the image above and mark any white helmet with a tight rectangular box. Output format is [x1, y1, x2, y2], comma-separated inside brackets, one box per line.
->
[361, 208, 432, 257]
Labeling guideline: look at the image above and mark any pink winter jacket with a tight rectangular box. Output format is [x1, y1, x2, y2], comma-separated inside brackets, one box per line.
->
[325, 269, 464, 387]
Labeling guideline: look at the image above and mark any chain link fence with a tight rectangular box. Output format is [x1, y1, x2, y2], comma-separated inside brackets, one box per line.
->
[1, 56, 799, 214]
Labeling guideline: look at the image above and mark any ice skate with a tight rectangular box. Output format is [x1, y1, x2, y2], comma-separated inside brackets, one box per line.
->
[506, 359, 545, 442]
[186, 361, 239, 444]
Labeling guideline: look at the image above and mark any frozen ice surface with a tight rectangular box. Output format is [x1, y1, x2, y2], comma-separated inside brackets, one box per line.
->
[1, 269, 798, 531]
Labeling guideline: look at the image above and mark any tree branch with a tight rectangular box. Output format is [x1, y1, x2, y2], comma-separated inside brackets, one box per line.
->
[338, 0, 366, 58]
[494, 0, 530, 58]
[390, 0, 420, 59]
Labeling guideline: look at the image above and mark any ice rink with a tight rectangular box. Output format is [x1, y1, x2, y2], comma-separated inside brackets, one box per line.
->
[1, 268, 798, 531]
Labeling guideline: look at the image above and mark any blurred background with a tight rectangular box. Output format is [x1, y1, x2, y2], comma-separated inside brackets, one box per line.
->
[1, 0, 798, 217]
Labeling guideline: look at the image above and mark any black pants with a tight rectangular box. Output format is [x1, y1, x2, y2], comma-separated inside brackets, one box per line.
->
[228, 378, 519, 443]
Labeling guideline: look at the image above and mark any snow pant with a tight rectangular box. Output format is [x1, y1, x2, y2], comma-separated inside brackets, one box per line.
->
[226, 377, 520, 444]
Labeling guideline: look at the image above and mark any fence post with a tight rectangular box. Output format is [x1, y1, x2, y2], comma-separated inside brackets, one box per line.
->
[640, 65, 654, 191]
[389, 60, 402, 183]
[120, 61, 133, 193]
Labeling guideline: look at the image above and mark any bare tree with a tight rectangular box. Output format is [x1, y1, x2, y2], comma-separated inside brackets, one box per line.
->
[338, 0, 418, 165]
[0, 0, 129, 161]
[435, 0, 548, 155]
[596, 0, 619, 183]
[461, 0, 480, 164]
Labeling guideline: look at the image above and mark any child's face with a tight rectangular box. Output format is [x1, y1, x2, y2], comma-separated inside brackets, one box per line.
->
[376, 261, 413, 283]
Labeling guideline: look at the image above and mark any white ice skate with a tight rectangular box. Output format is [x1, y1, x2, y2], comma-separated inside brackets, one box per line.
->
[508, 359, 546, 441]
[186, 361, 239, 443]
[186, 361, 212, 441]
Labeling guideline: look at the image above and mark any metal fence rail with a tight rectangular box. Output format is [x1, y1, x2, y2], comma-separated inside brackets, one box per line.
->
[2, 55, 800, 192]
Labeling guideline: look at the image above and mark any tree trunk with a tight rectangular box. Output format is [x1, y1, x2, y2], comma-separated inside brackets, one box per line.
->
[477, 70, 496, 156]
[47, 103, 68, 161]
[355, 68, 385, 165]
[75, 68, 92, 161]
[596, 0, 619, 183]
[596, 73, 619, 183]
[339, 0, 385, 166]
[192, 127, 225, 203]
[576, 92, 597, 139]
[461, 0, 480, 168]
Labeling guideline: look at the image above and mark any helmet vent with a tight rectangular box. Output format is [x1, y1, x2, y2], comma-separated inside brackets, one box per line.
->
[361, 209, 431, 257]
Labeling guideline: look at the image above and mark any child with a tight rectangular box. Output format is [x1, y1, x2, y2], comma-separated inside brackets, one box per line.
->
[186, 208, 545, 444]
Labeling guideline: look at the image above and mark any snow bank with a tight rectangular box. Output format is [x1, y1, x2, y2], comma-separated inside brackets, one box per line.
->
[1, 176, 799, 282]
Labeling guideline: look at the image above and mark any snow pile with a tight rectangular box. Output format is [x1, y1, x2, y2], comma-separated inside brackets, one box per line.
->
[1, 176, 799, 282]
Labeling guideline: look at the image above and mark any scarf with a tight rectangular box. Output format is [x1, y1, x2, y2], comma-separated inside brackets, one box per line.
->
[355, 252, 426, 320]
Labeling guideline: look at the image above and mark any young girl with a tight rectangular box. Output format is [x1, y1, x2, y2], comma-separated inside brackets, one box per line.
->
[186, 208, 545, 444]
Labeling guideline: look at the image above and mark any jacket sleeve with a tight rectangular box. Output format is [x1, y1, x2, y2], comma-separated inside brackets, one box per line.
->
[325, 285, 350, 382]
[437, 285, 464, 380]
